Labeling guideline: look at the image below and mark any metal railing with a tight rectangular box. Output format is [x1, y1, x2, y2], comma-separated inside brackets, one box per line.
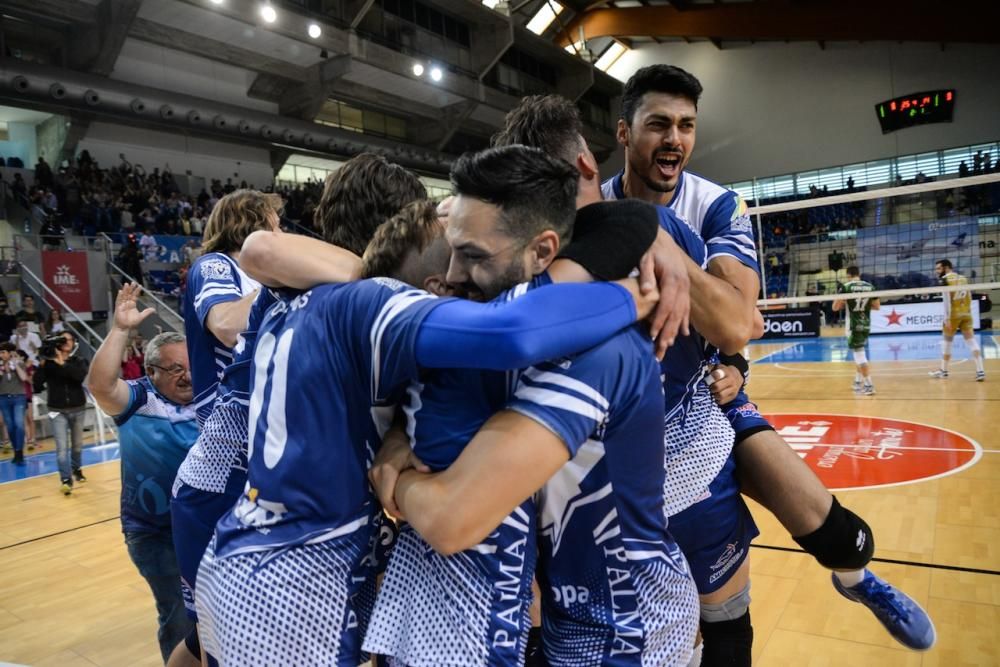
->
[101, 233, 185, 334]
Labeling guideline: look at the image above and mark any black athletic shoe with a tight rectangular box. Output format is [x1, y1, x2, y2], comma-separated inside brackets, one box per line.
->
[73, 469, 87, 483]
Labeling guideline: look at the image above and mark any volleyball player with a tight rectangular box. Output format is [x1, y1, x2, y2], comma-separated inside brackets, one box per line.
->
[833, 265, 880, 394]
[168, 154, 419, 665]
[930, 258, 985, 381]
[606, 64, 935, 651]
[194, 147, 663, 666]
[365, 147, 699, 666]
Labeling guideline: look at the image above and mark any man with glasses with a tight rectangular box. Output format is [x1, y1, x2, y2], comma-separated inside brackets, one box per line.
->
[87, 283, 198, 663]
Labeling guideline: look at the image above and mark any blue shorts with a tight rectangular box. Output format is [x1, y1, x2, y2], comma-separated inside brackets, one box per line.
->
[170, 482, 242, 622]
[721, 391, 774, 446]
[668, 453, 759, 594]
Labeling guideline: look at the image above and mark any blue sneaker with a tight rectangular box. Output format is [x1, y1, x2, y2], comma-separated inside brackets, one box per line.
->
[831, 571, 936, 650]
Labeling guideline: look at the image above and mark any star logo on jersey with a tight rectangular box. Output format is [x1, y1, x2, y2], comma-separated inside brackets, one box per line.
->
[885, 309, 904, 326]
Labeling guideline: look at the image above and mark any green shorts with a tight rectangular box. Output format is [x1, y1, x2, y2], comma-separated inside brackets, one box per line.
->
[847, 331, 869, 349]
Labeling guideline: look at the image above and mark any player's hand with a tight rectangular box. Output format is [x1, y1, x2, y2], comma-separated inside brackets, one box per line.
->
[369, 428, 430, 520]
[643, 229, 691, 359]
[614, 276, 660, 327]
[706, 364, 742, 405]
[114, 282, 155, 331]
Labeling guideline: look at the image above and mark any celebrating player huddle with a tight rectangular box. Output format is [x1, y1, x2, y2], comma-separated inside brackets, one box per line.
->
[160, 66, 936, 666]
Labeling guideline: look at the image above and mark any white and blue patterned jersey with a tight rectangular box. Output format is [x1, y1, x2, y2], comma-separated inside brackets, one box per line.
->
[365, 284, 537, 667]
[214, 278, 441, 559]
[510, 326, 695, 664]
[602, 170, 759, 274]
[114, 377, 199, 533]
[183, 252, 261, 426]
[175, 289, 278, 495]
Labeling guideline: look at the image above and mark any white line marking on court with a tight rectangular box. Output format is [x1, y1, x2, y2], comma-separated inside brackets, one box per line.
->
[750, 343, 800, 364]
[758, 361, 970, 377]
[783, 443, 998, 454]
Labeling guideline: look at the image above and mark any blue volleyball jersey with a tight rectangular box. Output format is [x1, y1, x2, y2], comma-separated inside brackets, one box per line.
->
[509, 327, 697, 665]
[602, 170, 759, 274]
[176, 288, 278, 495]
[387, 275, 696, 664]
[114, 377, 199, 533]
[214, 278, 441, 558]
[365, 282, 539, 667]
[183, 252, 261, 425]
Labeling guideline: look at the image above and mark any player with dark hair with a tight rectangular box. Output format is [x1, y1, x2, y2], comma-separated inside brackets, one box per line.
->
[606, 63, 936, 654]
[194, 146, 665, 665]
[930, 258, 984, 381]
[833, 266, 880, 394]
[366, 145, 699, 666]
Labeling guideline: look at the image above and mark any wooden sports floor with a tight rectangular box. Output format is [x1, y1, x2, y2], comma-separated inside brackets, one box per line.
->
[0, 333, 996, 666]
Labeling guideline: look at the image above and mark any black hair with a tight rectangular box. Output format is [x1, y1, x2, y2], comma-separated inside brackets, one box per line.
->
[450, 145, 578, 244]
[492, 95, 584, 167]
[621, 65, 704, 125]
[936, 258, 953, 269]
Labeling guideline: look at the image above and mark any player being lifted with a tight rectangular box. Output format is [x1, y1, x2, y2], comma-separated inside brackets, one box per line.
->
[833, 266, 880, 395]
[930, 258, 985, 381]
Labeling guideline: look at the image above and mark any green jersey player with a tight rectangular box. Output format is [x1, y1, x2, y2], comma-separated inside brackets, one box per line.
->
[833, 266, 880, 395]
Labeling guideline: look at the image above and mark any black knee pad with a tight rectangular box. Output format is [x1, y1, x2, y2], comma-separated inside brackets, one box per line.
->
[793, 496, 875, 570]
[183, 626, 201, 659]
[699, 610, 753, 667]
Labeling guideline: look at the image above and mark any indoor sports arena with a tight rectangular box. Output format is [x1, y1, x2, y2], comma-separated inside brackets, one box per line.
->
[0, 1, 996, 665]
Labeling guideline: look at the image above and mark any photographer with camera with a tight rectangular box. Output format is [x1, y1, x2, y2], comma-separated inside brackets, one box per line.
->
[33, 331, 89, 495]
[0, 342, 29, 465]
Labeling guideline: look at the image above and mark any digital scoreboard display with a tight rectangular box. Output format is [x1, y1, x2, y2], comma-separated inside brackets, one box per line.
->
[875, 90, 955, 134]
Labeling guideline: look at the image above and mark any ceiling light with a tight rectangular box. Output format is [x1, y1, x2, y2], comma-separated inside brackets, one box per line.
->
[260, 4, 277, 23]
[430, 66, 443, 82]
[412, 63, 425, 76]
[308, 23, 321, 39]
[210, 0, 224, 4]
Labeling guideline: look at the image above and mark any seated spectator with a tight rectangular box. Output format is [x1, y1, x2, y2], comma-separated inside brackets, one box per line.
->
[46, 307, 67, 335]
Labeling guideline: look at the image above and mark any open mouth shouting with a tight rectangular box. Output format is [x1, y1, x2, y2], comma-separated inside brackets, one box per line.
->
[654, 151, 684, 181]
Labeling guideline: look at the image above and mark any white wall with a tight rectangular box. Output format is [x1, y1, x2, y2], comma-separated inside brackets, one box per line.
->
[78, 121, 274, 187]
[111, 39, 279, 115]
[608, 42, 1000, 184]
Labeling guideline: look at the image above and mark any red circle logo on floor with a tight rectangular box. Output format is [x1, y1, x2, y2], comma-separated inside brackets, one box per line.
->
[761, 414, 981, 490]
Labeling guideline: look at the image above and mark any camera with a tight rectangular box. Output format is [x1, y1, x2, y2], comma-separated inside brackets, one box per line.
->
[40, 334, 67, 360]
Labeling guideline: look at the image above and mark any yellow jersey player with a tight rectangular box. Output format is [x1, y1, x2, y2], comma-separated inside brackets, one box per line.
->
[930, 259, 985, 381]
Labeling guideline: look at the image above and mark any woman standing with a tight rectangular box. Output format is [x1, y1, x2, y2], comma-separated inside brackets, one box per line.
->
[33, 332, 89, 494]
[0, 343, 29, 465]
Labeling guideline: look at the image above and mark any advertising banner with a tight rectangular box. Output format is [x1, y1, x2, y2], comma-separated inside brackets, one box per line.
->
[761, 308, 821, 339]
[870, 300, 980, 334]
[41, 251, 92, 313]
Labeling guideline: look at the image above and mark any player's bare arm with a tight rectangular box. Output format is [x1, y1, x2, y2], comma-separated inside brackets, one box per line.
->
[240, 230, 363, 289]
[205, 290, 258, 348]
[394, 410, 570, 555]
